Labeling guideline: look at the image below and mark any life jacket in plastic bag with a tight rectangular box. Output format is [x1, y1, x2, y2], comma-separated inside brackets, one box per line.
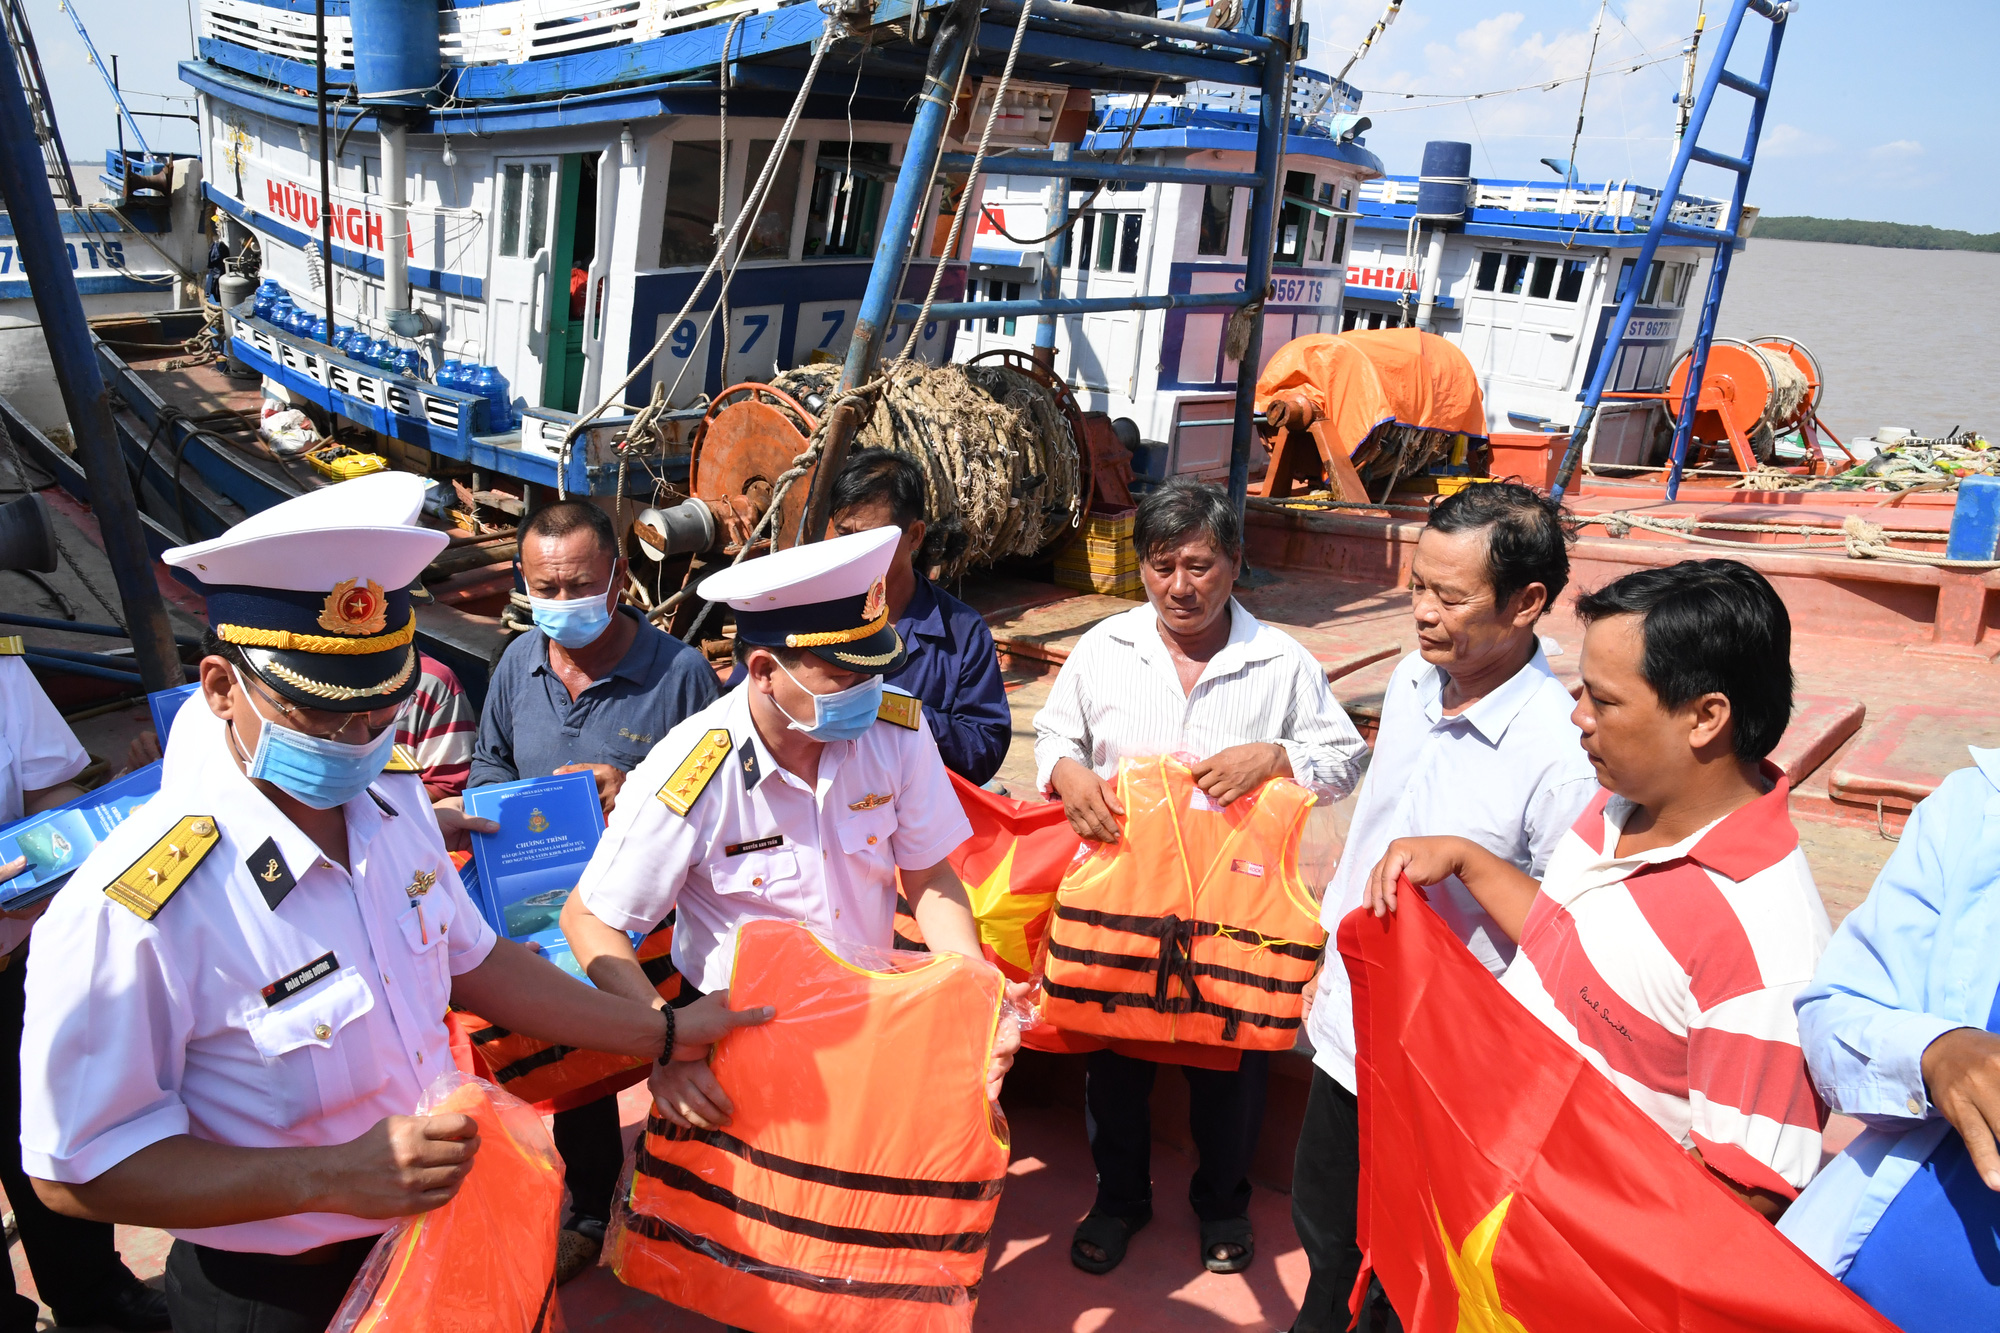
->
[609, 919, 1008, 1333]
[448, 918, 680, 1114]
[1041, 754, 1324, 1049]
[330, 1074, 563, 1333]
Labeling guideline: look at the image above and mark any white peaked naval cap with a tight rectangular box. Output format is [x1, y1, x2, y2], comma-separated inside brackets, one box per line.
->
[699, 525, 909, 674]
[162, 472, 448, 711]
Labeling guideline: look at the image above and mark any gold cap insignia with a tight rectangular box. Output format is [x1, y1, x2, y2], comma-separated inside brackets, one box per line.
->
[862, 575, 888, 622]
[319, 578, 389, 635]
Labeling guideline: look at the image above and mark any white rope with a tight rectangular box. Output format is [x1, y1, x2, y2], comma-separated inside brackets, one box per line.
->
[555, 23, 837, 497]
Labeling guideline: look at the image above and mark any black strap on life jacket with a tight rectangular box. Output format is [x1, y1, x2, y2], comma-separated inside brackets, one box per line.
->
[634, 1137, 991, 1254]
[621, 1208, 979, 1306]
[647, 1115, 1007, 1202]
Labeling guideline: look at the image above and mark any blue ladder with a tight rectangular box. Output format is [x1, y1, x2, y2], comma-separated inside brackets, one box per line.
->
[813, 0, 1300, 525]
[1550, 0, 1792, 502]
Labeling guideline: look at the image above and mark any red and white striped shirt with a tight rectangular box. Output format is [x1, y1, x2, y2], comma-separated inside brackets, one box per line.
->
[1500, 767, 1831, 1198]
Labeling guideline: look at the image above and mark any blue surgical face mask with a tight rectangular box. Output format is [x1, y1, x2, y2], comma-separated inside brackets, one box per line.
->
[774, 659, 883, 743]
[230, 669, 400, 809]
[528, 575, 615, 648]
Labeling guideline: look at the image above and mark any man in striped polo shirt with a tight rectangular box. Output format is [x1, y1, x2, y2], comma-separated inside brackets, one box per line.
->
[1366, 559, 1829, 1218]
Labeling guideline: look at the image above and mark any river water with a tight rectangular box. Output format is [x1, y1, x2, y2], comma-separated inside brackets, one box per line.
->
[1714, 237, 2000, 446]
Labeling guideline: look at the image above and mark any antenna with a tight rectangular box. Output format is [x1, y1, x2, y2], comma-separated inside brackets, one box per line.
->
[1563, 1, 1605, 194]
[1675, 2, 1708, 144]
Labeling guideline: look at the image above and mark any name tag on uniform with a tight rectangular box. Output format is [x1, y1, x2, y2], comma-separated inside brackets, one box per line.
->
[262, 951, 339, 1006]
[725, 836, 785, 857]
[1231, 860, 1266, 878]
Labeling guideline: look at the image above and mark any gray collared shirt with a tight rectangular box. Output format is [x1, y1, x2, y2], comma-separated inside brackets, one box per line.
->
[470, 607, 720, 787]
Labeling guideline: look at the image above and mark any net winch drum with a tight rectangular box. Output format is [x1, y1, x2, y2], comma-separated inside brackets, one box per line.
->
[0, 494, 59, 575]
[1662, 336, 1815, 464]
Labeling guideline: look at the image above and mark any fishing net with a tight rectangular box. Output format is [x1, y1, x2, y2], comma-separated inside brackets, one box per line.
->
[771, 360, 1082, 581]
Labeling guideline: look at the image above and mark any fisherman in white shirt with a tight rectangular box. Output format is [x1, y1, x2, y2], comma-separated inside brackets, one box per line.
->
[1034, 478, 1365, 1280]
[1286, 481, 1598, 1333]
[17, 475, 761, 1333]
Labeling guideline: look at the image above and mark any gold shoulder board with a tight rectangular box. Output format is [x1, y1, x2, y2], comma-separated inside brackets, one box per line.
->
[876, 691, 921, 731]
[657, 729, 733, 817]
[105, 815, 221, 921]
[0, 636, 22, 656]
[381, 744, 419, 774]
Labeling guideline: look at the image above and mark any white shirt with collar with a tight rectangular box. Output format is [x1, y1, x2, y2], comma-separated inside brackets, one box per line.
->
[18, 701, 496, 1254]
[1031, 599, 1366, 802]
[1306, 645, 1599, 1091]
[0, 656, 90, 955]
[573, 685, 973, 994]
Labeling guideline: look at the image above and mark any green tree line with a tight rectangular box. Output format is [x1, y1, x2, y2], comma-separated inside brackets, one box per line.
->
[1754, 216, 2000, 253]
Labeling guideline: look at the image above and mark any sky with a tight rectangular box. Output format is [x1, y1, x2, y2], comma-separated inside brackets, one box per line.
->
[1299, 0, 2000, 232]
[21, 0, 1999, 231]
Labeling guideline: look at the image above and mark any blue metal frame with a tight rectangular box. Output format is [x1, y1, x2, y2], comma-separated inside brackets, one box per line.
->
[1550, 0, 1789, 502]
[841, 0, 1299, 518]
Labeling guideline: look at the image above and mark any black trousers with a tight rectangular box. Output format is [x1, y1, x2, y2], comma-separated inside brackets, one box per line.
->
[1290, 1067, 1404, 1333]
[0, 946, 137, 1329]
[551, 1092, 623, 1226]
[1083, 1048, 1268, 1223]
[163, 1238, 376, 1333]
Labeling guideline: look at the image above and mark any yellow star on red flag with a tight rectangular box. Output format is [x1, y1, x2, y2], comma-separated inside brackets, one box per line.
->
[1437, 1195, 1532, 1333]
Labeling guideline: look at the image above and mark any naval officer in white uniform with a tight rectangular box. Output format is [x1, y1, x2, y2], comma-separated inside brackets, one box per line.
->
[17, 474, 769, 1333]
[561, 524, 1025, 1131]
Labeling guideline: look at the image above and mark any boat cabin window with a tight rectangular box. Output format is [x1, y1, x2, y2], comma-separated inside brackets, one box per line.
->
[1475, 252, 1501, 291]
[1615, 256, 1637, 300]
[1556, 258, 1588, 302]
[1331, 186, 1351, 265]
[1068, 213, 1143, 273]
[1275, 170, 1315, 265]
[805, 143, 891, 257]
[498, 162, 553, 258]
[1502, 253, 1529, 295]
[1197, 185, 1233, 256]
[1640, 259, 1665, 304]
[1528, 256, 1557, 300]
[660, 143, 724, 267]
[743, 140, 805, 261]
[1309, 182, 1334, 262]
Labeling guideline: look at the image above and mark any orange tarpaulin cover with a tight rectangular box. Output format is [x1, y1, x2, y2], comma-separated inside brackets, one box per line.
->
[1255, 329, 1486, 459]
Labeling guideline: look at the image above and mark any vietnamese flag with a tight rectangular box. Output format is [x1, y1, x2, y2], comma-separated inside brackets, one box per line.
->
[898, 770, 1080, 981]
[1341, 883, 1897, 1333]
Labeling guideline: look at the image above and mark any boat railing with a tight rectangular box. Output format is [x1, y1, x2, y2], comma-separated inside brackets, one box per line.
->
[200, 0, 798, 74]
[1098, 64, 1361, 136]
[1359, 176, 1737, 233]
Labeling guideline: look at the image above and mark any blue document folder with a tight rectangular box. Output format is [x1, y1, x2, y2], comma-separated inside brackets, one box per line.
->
[0, 762, 164, 907]
[148, 684, 201, 748]
[463, 772, 603, 982]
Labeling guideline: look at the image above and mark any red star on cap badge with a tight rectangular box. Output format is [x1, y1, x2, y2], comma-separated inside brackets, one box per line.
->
[319, 578, 389, 635]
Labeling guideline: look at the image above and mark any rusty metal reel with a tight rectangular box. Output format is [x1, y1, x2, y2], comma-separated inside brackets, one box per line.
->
[964, 349, 1096, 561]
[689, 382, 822, 553]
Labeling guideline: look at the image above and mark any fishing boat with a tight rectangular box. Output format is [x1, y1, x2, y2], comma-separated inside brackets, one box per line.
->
[4, 0, 1999, 1323]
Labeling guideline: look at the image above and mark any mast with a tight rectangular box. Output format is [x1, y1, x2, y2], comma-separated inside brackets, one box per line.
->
[0, 0, 78, 205]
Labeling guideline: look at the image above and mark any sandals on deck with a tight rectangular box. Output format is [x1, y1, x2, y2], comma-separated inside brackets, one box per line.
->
[1070, 1208, 1153, 1275]
[1200, 1215, 1255, 1274]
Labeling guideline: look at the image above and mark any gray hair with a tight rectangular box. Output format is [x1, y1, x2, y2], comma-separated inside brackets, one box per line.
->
[1132, 478, 1242, 564]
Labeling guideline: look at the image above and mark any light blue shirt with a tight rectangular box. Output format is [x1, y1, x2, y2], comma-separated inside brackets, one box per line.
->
[1778, 748, 2000, 1275]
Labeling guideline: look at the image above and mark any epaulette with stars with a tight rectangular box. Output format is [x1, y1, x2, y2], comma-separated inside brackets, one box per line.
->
[656, 729, 733, 817]
[104, 815, 221, 921]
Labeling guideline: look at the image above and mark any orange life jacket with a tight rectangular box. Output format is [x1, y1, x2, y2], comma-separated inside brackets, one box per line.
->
[334, 1077, 563, 1333]
[610, 919, 1008, 1333]
[448, 919, 681, 1114]
[1041, 755, 1324, 1049]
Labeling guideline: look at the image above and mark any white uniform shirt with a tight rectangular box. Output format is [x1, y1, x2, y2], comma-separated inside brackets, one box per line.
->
[0, 655, 90, 955]
[575, 686, 973, 993]
[18, 702, 496, 1254]
[1031, 600, 1366, 802]
[1306, 647, 1599, 1090]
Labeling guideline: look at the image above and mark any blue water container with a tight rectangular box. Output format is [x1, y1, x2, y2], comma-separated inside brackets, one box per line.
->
[435, 360, 464, 393]
[306, 316, 328, 345]
[349, 0, 441, 107]
[472, 366, 514, 432]
[1947, 475, 2000, 561]
[253, 281, 282, 319]
[361, 337, 392, 368]
[389, 346, 420, 378]
[1417, 141, 1472, 222]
